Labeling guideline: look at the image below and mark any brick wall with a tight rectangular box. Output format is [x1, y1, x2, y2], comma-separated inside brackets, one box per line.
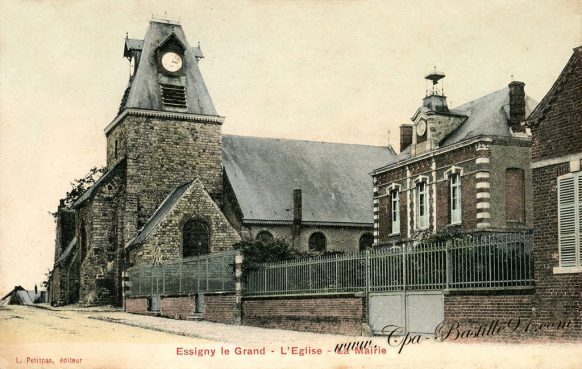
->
[531, 49, 582, 162]
[532, 164, 582, 339]
[160, 296, 196, 319]
[126, 297, 149, 315]
[204, 293, 239, 324]
[242, 295, 365, 335]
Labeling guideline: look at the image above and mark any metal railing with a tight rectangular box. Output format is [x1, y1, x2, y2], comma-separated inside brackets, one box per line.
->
[244, 232, 533, 296]
[127, 250, 237, 296]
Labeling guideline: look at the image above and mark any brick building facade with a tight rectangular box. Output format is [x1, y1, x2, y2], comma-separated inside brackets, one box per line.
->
[372, 74, 537, 245]
[527, 46, 582, 339]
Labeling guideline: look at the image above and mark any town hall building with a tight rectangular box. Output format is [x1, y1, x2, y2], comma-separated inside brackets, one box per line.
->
[371, 71, 537, 245]
[49, 18, 396, 306]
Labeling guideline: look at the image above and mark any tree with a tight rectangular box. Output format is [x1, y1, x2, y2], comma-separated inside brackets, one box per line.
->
[51, 166, 106, 219]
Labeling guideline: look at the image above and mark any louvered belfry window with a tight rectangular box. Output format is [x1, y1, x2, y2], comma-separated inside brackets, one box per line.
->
[160, 83, 187, 109]
[558, 173, 582, 268]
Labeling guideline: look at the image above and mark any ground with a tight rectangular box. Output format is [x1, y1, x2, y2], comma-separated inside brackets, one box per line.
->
[0, 305, 580, 369]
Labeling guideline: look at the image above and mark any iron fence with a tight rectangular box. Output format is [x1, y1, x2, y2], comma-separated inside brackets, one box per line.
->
[244, 232, 533, 296]
[127, 250, 237, 296]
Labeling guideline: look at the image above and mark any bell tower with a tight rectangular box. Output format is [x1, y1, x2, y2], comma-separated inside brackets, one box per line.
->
[105, 18, 224, 236]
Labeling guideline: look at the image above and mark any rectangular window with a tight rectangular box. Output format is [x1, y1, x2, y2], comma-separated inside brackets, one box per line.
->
[506, 168, 525, 222]
[391, 190, 400, 234]
[416, 182, 428, 229]
[558, 173, 582, 268]
[450, 174, 462, 224]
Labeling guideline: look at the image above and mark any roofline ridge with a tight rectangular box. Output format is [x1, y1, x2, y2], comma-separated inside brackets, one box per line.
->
[223, 133, 394, 149]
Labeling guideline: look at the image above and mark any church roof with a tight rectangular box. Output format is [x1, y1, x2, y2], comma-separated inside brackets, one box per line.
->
[72, 160, 124, 208]
[120, 20, 218, 116]
[223, 135, 397, 225]
[126, 181, 192, 248]
[55, 237, 77, 266]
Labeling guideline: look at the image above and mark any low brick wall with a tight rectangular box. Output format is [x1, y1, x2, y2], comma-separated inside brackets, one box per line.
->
[242, 294, 365, 335]
[444, 292, 538, 341]
[204, 293, 238, 324]
[125, 297, 149, 315]
[160, 296, 196, 319]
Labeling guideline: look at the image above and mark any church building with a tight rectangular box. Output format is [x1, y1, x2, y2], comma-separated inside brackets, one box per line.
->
[50, 18, 396, 306]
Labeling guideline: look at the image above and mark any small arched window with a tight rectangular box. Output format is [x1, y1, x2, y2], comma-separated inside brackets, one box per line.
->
[256, 230, 274, 244]
[183, 219, 210, 258]
[359, 233, 374, 251]
[309, 232, 326, 252]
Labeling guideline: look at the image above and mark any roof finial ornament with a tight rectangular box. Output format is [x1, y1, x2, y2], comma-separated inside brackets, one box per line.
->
[425, 66, 446, 96]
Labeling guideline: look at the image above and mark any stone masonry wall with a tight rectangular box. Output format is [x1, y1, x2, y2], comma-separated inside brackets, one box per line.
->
[129, 180, 240, 266]
[123, 115, 223, 231]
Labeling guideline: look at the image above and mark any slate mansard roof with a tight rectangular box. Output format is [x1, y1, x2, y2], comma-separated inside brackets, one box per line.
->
[223, 135, 397, 225]
[395, 87, 537, 162]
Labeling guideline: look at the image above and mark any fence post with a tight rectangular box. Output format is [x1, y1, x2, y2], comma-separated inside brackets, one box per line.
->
[206, 257, 209, 291]
[445, 240, 455, 290]
[162, 265, 166, 294]
[365, 249, 371, 327]
[179, 263, 183, 293]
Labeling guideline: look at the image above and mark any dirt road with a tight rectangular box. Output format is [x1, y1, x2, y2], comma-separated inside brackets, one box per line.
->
[1, 305, 581, 369]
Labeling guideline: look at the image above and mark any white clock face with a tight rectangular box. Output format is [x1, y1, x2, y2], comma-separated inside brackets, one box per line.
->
[417, 120, 427, 136]
[161, 52, 183, 73]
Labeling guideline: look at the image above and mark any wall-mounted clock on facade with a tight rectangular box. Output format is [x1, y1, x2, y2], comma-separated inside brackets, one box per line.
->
[417, 120, 427, 136]
[161, 51, 183, 73]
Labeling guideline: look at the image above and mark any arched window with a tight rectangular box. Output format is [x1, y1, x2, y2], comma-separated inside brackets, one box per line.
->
[256, 230, 274, 244]
[359, 233, 374, 251]
[183, 219, 210, 258]
[309, 232, 326, 252]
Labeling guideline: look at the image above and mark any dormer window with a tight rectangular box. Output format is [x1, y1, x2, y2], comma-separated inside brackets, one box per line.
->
[157, 34, 186, 76]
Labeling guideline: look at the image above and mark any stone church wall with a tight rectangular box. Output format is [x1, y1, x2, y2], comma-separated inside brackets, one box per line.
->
[128, 181, 241, 267]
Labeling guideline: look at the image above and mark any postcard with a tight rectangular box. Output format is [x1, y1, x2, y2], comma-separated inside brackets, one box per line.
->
[1, 1, 581, 368]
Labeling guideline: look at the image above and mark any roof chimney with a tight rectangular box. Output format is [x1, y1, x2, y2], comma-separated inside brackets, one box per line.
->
[508, 81, 526, 133]
[400, 124, 413, 152]
[292, 189, 302, 247]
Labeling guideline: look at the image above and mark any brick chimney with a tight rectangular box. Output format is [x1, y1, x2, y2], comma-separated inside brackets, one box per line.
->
[508, 81, 526, 133]
[400, 124, 413, 152]
[292, 189, 302, 247]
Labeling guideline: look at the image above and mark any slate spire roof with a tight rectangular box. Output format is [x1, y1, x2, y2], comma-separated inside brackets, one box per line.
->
[119, 20, 218, 116]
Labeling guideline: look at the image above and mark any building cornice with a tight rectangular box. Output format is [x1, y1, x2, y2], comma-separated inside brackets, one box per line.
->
[371, 135, 531, 177]
[243, 219, 372, 228]
[104, 109, 225, 134]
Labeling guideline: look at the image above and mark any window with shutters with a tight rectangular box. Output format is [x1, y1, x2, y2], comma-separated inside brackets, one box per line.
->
[557, 172, 582, 269]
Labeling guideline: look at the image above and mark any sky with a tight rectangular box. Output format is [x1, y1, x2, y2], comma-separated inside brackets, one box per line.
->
[0, 0, 580, 296]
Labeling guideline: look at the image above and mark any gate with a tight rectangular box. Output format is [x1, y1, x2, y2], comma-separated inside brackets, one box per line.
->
[244, 232, 533, 336]
[369, 291, 444, 334]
